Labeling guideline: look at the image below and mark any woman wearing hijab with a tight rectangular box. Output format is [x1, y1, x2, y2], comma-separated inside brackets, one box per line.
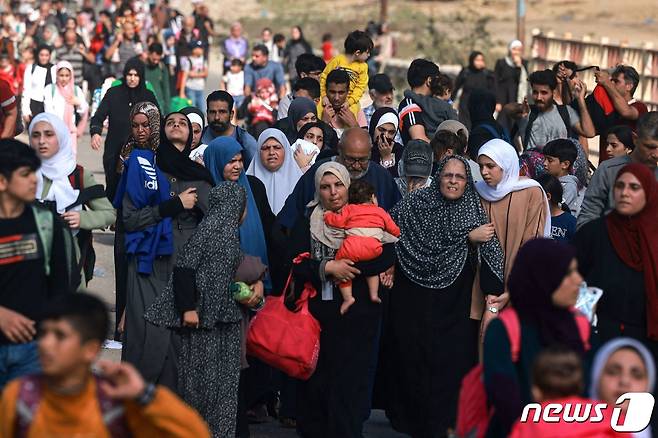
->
[284, 26, 313, 85]
[453, 51, 495, 129]
[590, 338, 656, 438]
[369, 107, 403, 177]
[274, 96, 317, 145]
[494, 40, 529, 107]
[297, 120, 339, 153]
[475, 139, 551, 321]
[90, 56, 158, 200]
[246, 128, 303, 215]
[29, 113, 115, 289]
[284, 162, 395, 438]
[467, 89, 509, 159]
[483, 238, 590, 437]
[146, 182, 253, 438]
[43, 61, 89, 155]
[385, 155, 504, 437]
[116, 107, 207, 390]
[181, 106, 207, 162]
[576, 163, 658, 354]
[21, 44, 56, 123]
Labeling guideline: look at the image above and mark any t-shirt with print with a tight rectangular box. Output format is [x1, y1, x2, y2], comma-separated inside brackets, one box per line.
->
[0, 207, 69, 345]
[223, 71, 244, 97]
[550, 211, 576, 244]
[519, 104, 580, 150]
[181, 56, 207, 91]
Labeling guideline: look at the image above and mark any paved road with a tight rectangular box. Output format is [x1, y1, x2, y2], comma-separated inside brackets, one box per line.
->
[39, 54, 408, 437]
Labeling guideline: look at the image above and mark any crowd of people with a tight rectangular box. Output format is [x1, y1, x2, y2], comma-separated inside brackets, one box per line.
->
[0, 1, 657, 438]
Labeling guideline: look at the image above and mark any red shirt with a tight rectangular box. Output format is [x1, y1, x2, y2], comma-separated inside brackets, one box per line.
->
[621, 100, 648, 133]
[322, 41, 334, 63]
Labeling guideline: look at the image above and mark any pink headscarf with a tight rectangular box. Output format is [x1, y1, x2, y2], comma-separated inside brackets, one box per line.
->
[55, 61, 75, 131]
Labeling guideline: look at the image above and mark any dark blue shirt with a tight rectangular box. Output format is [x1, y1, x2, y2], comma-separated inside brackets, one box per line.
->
[551, 211, 576, 243]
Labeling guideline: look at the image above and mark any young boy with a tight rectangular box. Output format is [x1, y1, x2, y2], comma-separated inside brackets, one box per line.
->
[0, 292, 211, 437]
[319, 30, 373, 119]
[537, 174, 577, 243]
[324, 180, 400, 314]
[542, 138, 584, 215]
[0, 141, 71, 392]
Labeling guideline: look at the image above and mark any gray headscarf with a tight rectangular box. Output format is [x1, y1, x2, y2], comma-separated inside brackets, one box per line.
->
[289, 97, 317, 135]
[391, 155, 504, 289]
[146, 182, 246, 328]
[308, 162, 351, 250]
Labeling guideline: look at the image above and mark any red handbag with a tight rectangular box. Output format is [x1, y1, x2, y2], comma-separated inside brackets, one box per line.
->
[246, 253, 321, 380]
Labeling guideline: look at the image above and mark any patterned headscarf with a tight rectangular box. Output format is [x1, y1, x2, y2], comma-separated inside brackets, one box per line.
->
[118, 101, 161, 173]
[391, 155, 504, 289]
[145, 182, 246, 328]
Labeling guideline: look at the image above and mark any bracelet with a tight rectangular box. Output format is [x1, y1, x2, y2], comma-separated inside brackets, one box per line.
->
[253, 296, 266, 311]
[487, 306, 499, 314]
[380, 155, 395, 168]
[136, 382, 156, 406]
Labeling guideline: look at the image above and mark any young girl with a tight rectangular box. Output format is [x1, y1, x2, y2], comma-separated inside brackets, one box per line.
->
[605, 125, 634, 158]
[537, 173, 576, 243]
[324, 179, 400, 314]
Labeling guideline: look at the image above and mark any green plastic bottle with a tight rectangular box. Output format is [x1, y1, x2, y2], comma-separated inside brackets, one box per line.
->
[231, 282, 252, 301]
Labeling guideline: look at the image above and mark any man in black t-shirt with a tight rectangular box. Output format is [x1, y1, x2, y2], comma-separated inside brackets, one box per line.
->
[0, 141, 70, 391]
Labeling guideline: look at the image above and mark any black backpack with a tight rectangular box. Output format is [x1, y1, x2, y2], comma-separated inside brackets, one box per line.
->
[522, 104, 576, 150]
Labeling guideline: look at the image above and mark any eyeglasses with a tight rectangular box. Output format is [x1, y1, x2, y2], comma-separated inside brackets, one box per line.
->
[440, 172, 467, 182]
[342, 156, 370, 166]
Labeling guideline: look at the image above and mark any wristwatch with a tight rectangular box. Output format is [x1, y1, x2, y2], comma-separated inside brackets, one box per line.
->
[136, 382, 156, 406]
[487, 306, 499, 314]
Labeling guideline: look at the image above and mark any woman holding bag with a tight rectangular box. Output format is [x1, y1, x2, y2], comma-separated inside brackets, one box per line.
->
[284, 161, 396, 438]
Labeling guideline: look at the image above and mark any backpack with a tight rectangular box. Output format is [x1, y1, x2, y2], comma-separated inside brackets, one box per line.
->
[455, 307, 590, 438]
[14, 374, 131, 437]
[522, 105, 576, 150]
[478, 122, 511, 144]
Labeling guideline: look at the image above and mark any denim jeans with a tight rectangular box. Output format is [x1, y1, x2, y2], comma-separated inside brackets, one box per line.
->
[185, 87, 206, 114]
[0, 341, 41, 390]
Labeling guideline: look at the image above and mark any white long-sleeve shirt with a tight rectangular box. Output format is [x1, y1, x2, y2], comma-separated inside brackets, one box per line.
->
[21, 63, 58, 116]
[43, 83, 89, 127]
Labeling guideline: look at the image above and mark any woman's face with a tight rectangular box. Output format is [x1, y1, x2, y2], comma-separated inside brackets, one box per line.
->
[164, 114, 190, 149]
[30, 121, 59, 159]
[439, 158, 467, 200]
[125, 68, 140, 88]
[551, 259, 583, 308]
[291, 26, 301, 40]
[473, 54, 485, 70]
[598, 348, 649, 412]
[304, 127, 324, 149]
[613, 172, 647, 217]
[223, 153, 244, 182]
[260, 137, 285, 172]
[56, 68, 71, 87]
[318, 173, 348, 212]
[296, 111, 317, 132]
[375, 122, 396, 144]
[131, 113, 151, 146]
[190, 122, 202, 149]
[38, 49, 51, 65]
[606, 134, 630, 158]
[478, 155, 504, 187]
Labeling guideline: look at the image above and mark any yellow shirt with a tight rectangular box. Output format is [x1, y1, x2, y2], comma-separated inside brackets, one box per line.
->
[319, 54, 369, 118]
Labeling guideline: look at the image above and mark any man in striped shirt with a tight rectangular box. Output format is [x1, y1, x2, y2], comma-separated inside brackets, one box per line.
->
[56, 30, 94, 88]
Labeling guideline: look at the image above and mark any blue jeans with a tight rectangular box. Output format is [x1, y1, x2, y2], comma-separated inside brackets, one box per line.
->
[185, 87, 206, 114]
[0, 341, 41, 390]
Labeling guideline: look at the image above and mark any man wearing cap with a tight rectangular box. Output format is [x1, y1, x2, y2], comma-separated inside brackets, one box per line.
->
[364, 73, 403, 146]
[243, 44, 286, 100]
[395, 139, 434, 196]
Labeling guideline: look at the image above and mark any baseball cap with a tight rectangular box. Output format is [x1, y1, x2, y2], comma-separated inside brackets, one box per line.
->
[436, 120, 469, 141]
[188, 40, 205, 50]
[402, 140, 433, 178]
[368, 74, 394, 93]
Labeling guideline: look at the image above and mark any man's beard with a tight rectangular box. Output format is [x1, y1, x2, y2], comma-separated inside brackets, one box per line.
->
[210, 121, 230, 134]
[348, 165, 369, 180]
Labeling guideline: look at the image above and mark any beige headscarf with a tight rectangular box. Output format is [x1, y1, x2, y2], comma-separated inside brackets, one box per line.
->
[308, 161, 351, 249]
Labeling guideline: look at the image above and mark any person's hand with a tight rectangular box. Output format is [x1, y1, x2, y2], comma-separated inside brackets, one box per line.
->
[325, 259, 361, 283]
[321, 97, 335, 122]
[182, 310, 199, 328]
[495, 103, 503, 114]
[488, 292, 509, 309]
[61, 211, 81, 229]
[293, 147, 317, 169]
[96, 360, 146, 400]
[239, 280, 264, 308]
[468, 223, 495, 244]
[512, 54, 523, 67]
[91, 134, 102, 151]
[379, 265, 395, 289]
[594, 69, 611, 86]
[573, 79, 587, 100]
[178, 187, 197, 209]
[521, 97, 530, 117]
[337, 105, 358, 127]
[377, 133, 394, 161]
[0, 306, 36, 343]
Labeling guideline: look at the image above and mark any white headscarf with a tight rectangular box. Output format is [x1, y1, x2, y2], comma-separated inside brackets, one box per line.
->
[29, 113, 79, 214]
[475, 139, 551, 237]
[375, 111, 399, 131]
[246, 128, 303, 215]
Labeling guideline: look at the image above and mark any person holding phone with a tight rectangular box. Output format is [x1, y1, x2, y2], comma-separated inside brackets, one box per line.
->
[369, 107, 404, 176]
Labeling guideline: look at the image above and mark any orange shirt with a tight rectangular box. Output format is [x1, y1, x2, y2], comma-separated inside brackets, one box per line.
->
[0, 376, 210, 438]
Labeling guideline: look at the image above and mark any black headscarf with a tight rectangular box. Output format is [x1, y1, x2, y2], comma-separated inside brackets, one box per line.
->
[507, 239, 585, 354]
[156, 112, 215, 185]
[297, 120, 339, 151]
[468, 88, 497, 125]
[36, 44, 54, 86]
[288, 97, 317, 136]
[122, 56, 147, 101]
[468, 51, 484, 72]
